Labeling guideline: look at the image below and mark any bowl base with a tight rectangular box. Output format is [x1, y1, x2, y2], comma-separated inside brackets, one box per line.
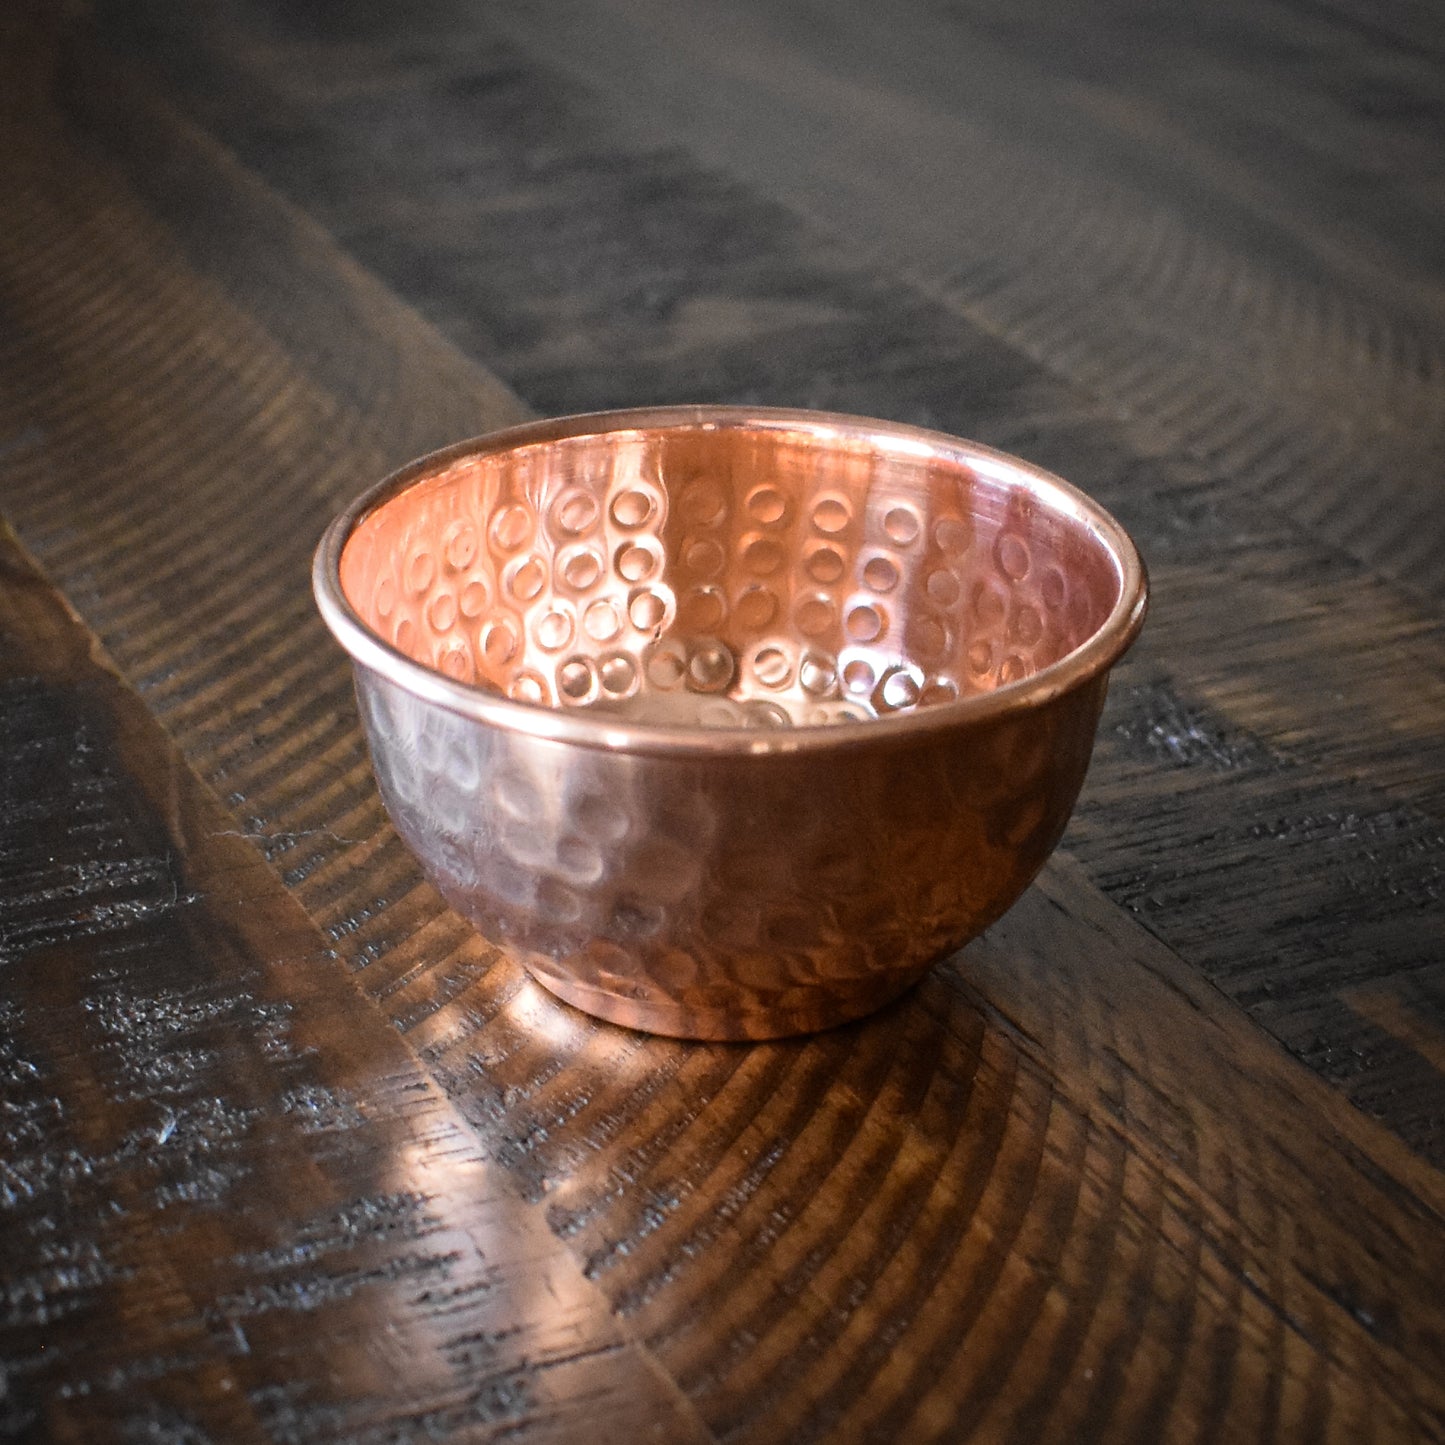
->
[524, 964, 926, 1041]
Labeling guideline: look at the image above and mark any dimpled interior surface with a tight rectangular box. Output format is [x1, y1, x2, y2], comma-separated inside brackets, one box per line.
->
[338, 423, 1121, 730]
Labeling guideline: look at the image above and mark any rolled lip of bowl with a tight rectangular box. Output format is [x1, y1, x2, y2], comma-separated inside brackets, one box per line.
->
[312, 405, 1149, 757]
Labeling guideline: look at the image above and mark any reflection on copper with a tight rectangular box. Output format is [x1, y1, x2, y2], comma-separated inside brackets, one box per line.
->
[315, 407, 1146, 1039]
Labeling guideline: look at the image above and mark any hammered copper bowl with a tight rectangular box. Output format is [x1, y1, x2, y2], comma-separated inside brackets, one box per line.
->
[313, 407, 1147, 1040]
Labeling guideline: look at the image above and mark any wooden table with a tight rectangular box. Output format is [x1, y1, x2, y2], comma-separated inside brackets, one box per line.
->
[3, 2, 1442, 1439]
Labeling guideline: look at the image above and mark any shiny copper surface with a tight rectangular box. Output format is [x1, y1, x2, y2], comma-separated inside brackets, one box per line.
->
[314, 407, 1147, 1038]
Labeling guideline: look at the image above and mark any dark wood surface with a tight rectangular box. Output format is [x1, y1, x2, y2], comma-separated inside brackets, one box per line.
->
[2, 2, 1442, 1440]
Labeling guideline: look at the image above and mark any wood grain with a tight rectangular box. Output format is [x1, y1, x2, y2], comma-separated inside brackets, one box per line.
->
[3, 4, 1444, 1441]
[39, 0, 1445, 1151]
[0, 525, 704, 1441]
[480, 0, 1445, 604]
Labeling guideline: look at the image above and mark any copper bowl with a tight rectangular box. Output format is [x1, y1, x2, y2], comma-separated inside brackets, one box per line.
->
[313, 407, 1146, 1039]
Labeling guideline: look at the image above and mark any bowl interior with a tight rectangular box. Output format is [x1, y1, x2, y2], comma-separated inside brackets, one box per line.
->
[338, 419, 1124, 729]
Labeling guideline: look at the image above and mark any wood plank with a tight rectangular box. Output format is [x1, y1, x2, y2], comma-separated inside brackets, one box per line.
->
[4, 8, 1445, 1440]
[20, 0, 1445, 1157]
[0, 528, 705, 1440]
[477, 0, 1445, 603]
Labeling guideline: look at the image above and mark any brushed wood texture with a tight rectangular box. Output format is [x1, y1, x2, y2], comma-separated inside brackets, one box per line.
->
[34, 0, 1445, 1152]
[0, 526, 705, 1440]
[2, 4, 1443, 1441]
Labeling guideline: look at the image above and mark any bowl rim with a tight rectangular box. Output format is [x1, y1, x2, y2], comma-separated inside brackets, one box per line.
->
[313, 405, 1148, 756]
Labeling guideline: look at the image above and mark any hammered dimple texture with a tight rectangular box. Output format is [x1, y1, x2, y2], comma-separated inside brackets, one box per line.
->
[354, 663, 1105, 1037]
[339, 427, 1117, 727]
[333, 415, 1137, 1038]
